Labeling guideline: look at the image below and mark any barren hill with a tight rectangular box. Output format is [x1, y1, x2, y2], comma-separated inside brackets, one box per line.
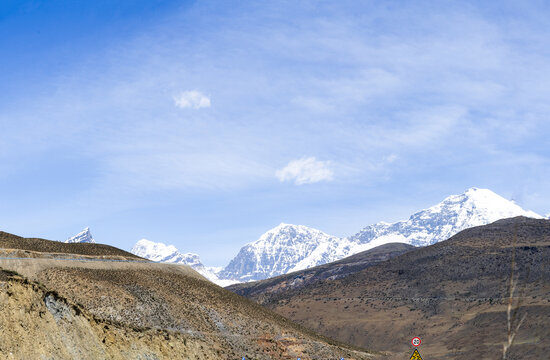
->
[228, 243, 414, 304]
[0, 231, 142, 260]
[0, 231, 378, 360]
[231, 217, 550, 359]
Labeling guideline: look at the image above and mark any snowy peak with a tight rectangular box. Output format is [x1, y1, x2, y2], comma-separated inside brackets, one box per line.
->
[438, 187, 541, 223]
[220, 223, 344, 282]
[220, 188, 543, 283]
[131, 239, 201, 266]
[130, 239, 232, 286]
[349, 187, 542, 248]
[256, 223, 331, 247]
[66, 227, 95, 244]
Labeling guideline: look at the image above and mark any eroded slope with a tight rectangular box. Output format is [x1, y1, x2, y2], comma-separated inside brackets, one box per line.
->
[0, 245, 377, 359]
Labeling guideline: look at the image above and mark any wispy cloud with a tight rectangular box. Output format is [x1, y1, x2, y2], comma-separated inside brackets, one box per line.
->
[174, 91, 211, 109]
[276, 157, 334, 185]
[2, 0, 550, 246]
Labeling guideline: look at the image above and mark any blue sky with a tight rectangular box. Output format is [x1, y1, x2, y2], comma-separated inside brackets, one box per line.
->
[1, 0, 549, 266]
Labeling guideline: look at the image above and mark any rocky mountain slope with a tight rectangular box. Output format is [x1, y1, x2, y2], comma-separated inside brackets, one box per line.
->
[232, 217, 550, 359]
[228, 243, 415, 303]
[0, 230, 375, 359]
[222, 188, 542, 282]
[0, 270, 205, 360]
[66, 227, 95, 243]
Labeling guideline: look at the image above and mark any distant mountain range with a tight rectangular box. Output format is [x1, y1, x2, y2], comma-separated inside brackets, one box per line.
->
[227, 242, 415, 302]
[219, 187, 542, 282]
[70, 188, 542, 285]
[348, 187, 542, 247]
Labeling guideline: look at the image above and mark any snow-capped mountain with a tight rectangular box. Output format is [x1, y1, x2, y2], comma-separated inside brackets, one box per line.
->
[66, 227, 95, 243]
[132, 239, 200, 264]
[347, 187, 543, 249]
[131, 239, 235, 286]
[220, 188, 542, 282]
[220, 224, 344, 282]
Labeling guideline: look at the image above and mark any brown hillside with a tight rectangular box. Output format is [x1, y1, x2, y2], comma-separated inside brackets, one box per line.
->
[233, 217, 550, 360]
[228, 243, 414, 304]
[0, 230, 142, 260]
[0, 235, 379, 359]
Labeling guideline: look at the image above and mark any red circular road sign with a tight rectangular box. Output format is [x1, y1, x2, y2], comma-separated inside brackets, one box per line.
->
[411, 337, 421, 347]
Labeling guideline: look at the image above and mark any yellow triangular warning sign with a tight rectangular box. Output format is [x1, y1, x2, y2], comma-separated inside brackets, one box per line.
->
[410, 348, 423, 360]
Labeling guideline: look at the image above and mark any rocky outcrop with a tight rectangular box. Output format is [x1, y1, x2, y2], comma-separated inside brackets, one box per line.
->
[0, 260, 376, 359]
[0, 271, 217, 359]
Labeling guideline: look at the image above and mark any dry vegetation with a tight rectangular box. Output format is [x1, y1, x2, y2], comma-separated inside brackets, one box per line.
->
[0, 231, 142, 260]
[233, 217, 550, 360]
[0, 231, 378, 359]
[229, 243, 414, 304]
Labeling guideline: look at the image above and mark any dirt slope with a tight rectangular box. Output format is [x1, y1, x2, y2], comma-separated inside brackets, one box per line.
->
[233, 217, 550, 360]
[0, 270, 210, 359]
[0, 235, 379, 359]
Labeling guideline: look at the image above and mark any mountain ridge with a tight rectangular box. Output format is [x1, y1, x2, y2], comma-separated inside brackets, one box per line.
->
[0, 230, 141, 260]
[220, 188, 542, 282]
[231, 216, 550, 359]
[128, 188, 543, 285]
[227, 242, 415, 301]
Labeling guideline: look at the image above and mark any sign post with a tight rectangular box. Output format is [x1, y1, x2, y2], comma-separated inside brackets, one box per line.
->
[410, 337, 423, 360]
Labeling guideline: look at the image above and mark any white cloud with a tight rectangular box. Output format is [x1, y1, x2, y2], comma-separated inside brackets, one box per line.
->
[385, 154, 398, 163]
[276, 157, 334, 185]
[173, 91, 211, 109]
